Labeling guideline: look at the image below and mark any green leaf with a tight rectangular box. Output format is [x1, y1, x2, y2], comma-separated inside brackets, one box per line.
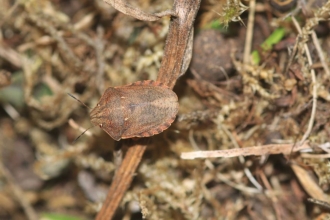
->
[251, 50, 261, 66]
[251, 28, 286, 64]
[33, 83, 53, 101]
[0, 71, 24, 108]
[41, 213, 85, 220]
[207, 19, 225, 30]
[261, 27, 286, 51]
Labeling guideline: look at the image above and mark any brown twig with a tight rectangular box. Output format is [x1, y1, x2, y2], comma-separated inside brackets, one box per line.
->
[243, 0, 256, 64]
[181, 142, 311, 159]
[96, 143, 147, 219]
[157, 0, 199, 89]
[95, 0, 201, 219]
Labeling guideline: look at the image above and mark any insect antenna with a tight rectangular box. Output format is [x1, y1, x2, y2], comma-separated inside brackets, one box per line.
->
[68, 93, 94, 143]
[72, 125, 96, 144]
[67, 93, 92, 110]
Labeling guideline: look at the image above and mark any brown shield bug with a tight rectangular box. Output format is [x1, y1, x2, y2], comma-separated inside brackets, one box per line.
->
[90, 80, 178, 141]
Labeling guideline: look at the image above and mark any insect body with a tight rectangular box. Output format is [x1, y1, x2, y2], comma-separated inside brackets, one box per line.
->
[90, 80, 178, 141]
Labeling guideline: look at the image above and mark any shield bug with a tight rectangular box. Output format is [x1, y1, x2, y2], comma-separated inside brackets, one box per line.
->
[90, 80, 178, 141]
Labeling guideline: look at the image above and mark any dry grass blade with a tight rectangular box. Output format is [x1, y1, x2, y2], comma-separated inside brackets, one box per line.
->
[181, 142, 311, 159]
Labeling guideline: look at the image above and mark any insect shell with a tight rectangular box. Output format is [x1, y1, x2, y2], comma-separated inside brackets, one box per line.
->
[90, 80, 178, 141]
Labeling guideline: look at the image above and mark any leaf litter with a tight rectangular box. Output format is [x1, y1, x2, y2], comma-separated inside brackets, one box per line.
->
[0, 0, 330, 219]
